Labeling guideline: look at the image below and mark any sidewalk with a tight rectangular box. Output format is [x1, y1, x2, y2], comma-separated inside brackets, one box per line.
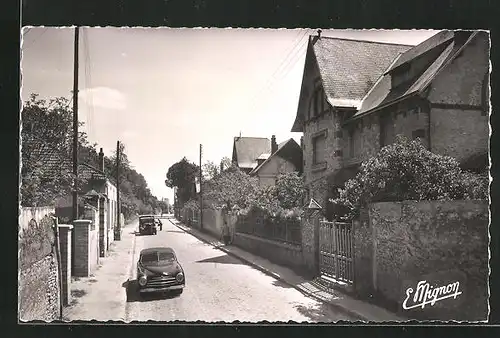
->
[63, 219, 137, 321]
[168, 217, 405, 322]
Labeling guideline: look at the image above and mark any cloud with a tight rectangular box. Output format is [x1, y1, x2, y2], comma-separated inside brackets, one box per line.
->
[79, 87, 127, 110]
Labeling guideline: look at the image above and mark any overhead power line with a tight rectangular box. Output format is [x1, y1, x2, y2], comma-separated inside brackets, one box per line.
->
[247, 29, 312, 114]
[246, 29, 310, 111]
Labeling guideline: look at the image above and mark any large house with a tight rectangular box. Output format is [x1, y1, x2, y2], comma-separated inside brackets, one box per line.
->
[291, 30, 490, 214]
[232, 135, 303, 186]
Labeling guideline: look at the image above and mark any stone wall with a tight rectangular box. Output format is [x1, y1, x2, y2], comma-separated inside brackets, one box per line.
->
[18, 209, 61, 321]
[202, 208, 223, 238]
[354, 200, 489, 321]
[232, 232, 304, 274]
[352, 208, 372, 297]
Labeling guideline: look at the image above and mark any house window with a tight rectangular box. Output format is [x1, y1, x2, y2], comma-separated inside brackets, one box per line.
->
[412, 129, 426, 140]
[312, 130, 327, 165]
[349, 129, 355, 158]
[309, 87, 328, 119]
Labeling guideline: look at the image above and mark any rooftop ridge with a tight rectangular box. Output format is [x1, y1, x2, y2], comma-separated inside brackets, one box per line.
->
[311, 34, 415, 47]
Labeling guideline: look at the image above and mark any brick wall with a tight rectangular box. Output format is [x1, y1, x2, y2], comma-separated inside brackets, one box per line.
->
[354, 200, 489, 321]
[18, 209, 61, 321]
[72, 220, 91, 277]
[427, 32, 489, 108]
[430, 108, 488, 163]
[428, 31, 489, 163]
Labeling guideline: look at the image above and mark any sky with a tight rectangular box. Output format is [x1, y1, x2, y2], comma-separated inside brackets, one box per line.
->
[20, 28, 438, 203]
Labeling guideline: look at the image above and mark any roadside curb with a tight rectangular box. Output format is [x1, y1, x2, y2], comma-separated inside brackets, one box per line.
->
[168, 218, 371, 322]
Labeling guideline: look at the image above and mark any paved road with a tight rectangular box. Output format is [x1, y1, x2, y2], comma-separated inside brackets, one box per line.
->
[123, 218, 354, 322]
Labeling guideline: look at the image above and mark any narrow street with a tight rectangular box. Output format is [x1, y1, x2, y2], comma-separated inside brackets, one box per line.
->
[124, 218, 354, 322]
[66, 217, 354, 322]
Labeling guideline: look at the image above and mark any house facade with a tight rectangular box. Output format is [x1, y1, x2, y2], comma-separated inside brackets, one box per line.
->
[249, 136, 303, 187]
[291, 30, 490, 214]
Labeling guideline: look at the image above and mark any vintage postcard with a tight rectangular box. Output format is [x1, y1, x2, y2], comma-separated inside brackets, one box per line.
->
[19, 27, 490, 323]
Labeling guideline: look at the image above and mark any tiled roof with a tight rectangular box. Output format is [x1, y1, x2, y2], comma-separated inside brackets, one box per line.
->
[292, 36, 412, 132]
[353, 31, 476, 119]
[27, 143, 110, 183]
[312, 37, 412, 104]
[384, 30, 455, 74]
[249, 138, 299, 175]
[233, 137, 271, 170]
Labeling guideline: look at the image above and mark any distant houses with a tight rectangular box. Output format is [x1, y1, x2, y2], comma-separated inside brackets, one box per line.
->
[231, 135, 303, 186]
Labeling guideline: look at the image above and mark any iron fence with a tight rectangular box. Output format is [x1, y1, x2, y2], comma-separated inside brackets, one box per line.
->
[236, 214, 302, 245]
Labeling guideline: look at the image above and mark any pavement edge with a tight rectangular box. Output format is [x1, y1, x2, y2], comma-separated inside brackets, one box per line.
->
[168, 218, 371, 322]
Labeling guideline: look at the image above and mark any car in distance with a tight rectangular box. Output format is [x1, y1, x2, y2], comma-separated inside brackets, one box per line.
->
[138, 215, 157, 235]
[136, 247, 185, 295]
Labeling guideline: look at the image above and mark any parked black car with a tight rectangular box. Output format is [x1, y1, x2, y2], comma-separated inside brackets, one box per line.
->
[136, 247, 185, 295]
[138, 215, 157, 235]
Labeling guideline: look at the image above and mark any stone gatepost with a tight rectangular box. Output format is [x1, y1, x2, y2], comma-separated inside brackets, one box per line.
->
[72, 220, 92, 277]
[301, 198, 323, 277]
[58, 224, 73, 306]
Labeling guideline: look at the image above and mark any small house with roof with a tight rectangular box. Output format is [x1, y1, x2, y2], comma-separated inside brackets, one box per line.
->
[249, 137, 303, 187]
[231, 135, 303, 186]
[47, 148, 119, 258]
[232, 136, 272, 174]
[291, 30, 489, 217]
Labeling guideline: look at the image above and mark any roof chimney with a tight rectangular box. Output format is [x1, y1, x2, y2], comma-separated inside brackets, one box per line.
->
[271, 135, 278, 153]
[98, 148, 104, 171]
[317, 29, 322, 38]
[300, 136, 304, 149]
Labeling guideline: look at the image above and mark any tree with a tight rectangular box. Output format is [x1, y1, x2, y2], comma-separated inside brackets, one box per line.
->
[274, 172, 306, 210]
[220, 156, 232, 172]
[202, 161, 220, 181]
[21, 93, 164, 217]
[165, 157, 199, 206]
[203, 166, 259, 210]
[21, 94, 91, 206]
[331, 135, 489, 220]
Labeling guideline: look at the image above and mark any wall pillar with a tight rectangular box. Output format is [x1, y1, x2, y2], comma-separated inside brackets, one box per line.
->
[72, 220, 92, 277]
[99, 197, 107, 257]
[58, 224, 73, 306]
[301, 210, 321, 277]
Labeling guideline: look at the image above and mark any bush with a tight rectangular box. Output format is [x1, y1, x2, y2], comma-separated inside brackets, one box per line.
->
[331, 135, 488, 220]
[246, 172, 305, 218]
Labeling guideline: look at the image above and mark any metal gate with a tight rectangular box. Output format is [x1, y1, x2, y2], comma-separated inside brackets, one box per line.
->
[319, 220, 354, 285]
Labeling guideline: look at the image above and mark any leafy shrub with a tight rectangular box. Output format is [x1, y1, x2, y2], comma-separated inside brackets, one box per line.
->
[331, 135, 489, 220]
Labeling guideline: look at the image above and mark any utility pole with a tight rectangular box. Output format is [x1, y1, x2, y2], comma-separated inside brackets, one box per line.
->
[115, 140, 121, 240]
[199, 144, 203, 229]
[72, 26, 80, 221]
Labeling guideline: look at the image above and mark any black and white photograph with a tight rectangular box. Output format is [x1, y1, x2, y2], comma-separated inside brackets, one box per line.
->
[18, 27, 490, 323]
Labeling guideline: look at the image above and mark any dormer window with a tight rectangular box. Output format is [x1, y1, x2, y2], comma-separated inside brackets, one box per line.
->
[391, 63, 411, 88]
